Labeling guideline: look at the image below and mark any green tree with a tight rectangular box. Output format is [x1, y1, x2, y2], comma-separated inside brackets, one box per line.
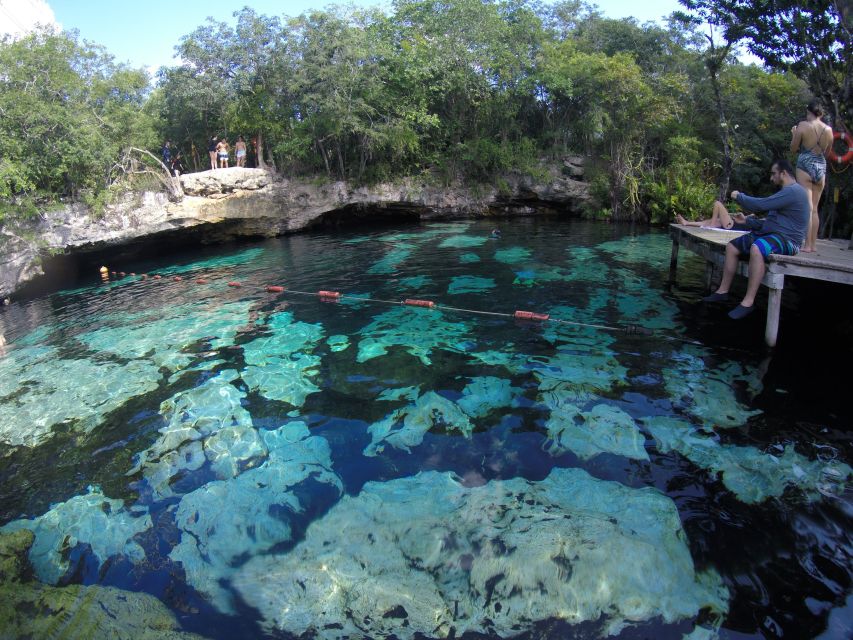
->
[0, 29, 157, 218]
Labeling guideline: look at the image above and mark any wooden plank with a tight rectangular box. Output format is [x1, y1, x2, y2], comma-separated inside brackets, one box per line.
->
[667, 223, 853, 347]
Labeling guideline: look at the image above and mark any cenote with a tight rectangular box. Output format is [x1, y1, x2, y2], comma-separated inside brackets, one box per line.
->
[0, 218, 850, 639]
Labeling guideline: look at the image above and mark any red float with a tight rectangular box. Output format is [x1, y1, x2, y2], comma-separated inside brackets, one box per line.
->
[404, 299, 436, 308]
[514, 310, 550, 321]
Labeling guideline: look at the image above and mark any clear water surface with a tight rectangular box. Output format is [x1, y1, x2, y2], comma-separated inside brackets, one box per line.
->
[0, 218, 850, 639]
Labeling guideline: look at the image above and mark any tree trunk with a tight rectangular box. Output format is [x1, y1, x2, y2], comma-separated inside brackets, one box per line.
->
[709, 62, 733, 201]
[255, 132, 267, 170]
[336, 142, 346, 181]
[317, 138, 331, 177]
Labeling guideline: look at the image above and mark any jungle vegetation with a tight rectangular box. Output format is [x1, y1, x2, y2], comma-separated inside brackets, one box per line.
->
[0, 0, 850, 232]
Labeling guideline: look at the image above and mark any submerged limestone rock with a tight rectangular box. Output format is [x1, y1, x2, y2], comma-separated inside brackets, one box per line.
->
[234, 468, 727, 638]
[79, 300, 252, 372]
[0, 530, 204, 640]
[644, 416, 853, 504]
[0, 344, 162, 447]
[364, 390, 475, 456]
[169, 421, 341, 614]
[241, 310, 325, 406]
[0, 486, 151, 584]
[542, 390, 649, 461]
[357, 306, 472, 365]
[128, 370, 265, 500]
[365, 377, 519, 456]
[663, 351, 762, 428]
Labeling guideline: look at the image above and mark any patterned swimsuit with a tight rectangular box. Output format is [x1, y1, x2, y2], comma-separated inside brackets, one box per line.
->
[796, 122, 828, 183]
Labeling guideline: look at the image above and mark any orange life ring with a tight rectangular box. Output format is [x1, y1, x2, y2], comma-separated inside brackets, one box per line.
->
[827, 131, 853, 165]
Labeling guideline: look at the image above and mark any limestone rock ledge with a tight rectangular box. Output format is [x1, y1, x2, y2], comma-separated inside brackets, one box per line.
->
[0, 165, 588, 298]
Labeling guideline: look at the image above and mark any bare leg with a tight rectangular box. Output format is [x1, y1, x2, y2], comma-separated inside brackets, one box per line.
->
[711, 201, 735, 229]
[796, 169, 824, 252]
[714, 242, 741, 294]
[807, 179, 824, 252]
[741, 244, 766, 307]
[677, 201, 732, 228]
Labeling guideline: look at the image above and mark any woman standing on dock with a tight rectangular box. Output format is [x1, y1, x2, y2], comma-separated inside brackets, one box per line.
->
[790, 100, 832, 252]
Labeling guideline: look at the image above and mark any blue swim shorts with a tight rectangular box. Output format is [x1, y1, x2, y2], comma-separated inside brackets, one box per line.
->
[730, 232, 799, 260]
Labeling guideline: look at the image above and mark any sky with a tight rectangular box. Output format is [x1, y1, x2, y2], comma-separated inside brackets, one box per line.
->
[2, 0, 686, 73]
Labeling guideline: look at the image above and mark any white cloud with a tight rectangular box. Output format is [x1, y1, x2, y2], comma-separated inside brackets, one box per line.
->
[0, 0, 60, 39]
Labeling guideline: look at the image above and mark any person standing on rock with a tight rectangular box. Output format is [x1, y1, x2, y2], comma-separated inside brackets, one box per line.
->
[235, 136, 247, 168]
[216, 138, 230, 169]
[208, 136, 219, 171]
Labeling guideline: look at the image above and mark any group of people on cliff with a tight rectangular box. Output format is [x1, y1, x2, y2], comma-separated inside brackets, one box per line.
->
[206, 136, 248, 170]
[676, 99, 836, 320]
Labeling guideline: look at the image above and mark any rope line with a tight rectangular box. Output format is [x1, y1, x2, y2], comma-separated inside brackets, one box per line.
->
[100, 270, 708, 347]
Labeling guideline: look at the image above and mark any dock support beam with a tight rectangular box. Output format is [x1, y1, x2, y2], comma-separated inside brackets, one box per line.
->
[764, 274, 785, 348]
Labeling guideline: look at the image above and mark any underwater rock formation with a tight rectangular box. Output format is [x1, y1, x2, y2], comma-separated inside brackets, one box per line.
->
[0, 529, 205, 639]
[663, 351, 763, 428]
[357, 306, 473, 365]
[365, 377, 520, 456]
[542, 391, 649, 461]
[0, 344, 161, 447]
[170, 421, 341, 613]
[234, 468, 728, 638]
[128, 370, 264, 499]
[79, 300, 253, 372]
[241, 310, 325, 407]
[644, 416, 852, 504]
[0, 486, 151, 584]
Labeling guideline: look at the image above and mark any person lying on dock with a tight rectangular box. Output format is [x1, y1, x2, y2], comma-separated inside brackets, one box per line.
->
[701, 159, 809, 320]
[675, 201, 758, 231]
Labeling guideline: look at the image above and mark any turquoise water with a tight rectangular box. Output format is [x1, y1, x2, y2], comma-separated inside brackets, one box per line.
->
[0, 219, 850, 638]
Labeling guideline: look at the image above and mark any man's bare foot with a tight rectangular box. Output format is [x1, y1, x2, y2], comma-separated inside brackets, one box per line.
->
[802, 247, 816, 253]
[675, 214, 687, 225]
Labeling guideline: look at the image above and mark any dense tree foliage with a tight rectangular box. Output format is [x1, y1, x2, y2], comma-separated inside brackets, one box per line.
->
[1, 1, 849, 231]
[0, 30, 158, 219]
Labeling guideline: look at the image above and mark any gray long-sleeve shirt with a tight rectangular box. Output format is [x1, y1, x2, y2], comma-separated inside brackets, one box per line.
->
[735, 183, 810, 247]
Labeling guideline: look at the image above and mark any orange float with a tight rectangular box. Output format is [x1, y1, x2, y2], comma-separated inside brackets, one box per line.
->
[404, 299, 435, 308]
[827, 131, 853, 165]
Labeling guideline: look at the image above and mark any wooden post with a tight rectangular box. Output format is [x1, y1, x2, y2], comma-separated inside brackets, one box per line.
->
[765, 289, 782, 347]
[763, 273, 785, 347]
[669, 239, 679, 283]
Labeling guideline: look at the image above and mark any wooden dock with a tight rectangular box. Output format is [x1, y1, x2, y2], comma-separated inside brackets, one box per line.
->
[668, 224, 853, 346]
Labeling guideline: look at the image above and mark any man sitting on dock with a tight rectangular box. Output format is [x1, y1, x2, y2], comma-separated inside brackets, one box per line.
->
[702, 159, 809, 319]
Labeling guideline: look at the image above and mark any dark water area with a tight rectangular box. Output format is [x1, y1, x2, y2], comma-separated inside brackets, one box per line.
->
[0, 218, 850, 639]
